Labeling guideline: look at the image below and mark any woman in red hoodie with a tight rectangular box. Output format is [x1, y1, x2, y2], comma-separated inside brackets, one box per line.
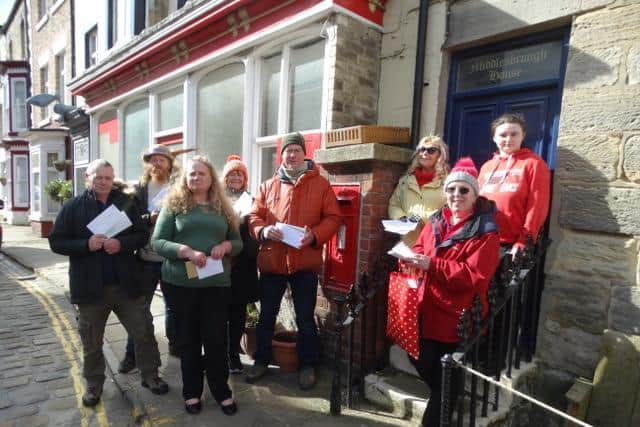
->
[398, 158, 500, 426]
[478, 113, 551, 257]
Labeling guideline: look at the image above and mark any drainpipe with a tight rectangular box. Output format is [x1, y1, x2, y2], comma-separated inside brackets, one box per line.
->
[410, 0, 429, 149]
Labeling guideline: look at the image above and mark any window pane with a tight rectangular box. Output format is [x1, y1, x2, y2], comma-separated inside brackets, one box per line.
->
[74, 167, 87, 195]
[147, 0, 170, 26]
[158, 86, 183, 130]
[260, 146, 277, 184]
[15, 156, 29, 205]
[289, 39, 324, 132]
[12, 79, 27, 130]
[47, 171, 60, 214]
[124, 100, 149, 181]
[33, 172, 40, 212]
[197, 63, 244, 172]
[261, 54, 281, 136]
[98, 110, 120, 174]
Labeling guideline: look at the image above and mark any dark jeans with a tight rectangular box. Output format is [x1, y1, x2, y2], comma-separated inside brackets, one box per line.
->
[409, 339, 460, 427]
[162, 282, 232, 402]
[125, 261, 162, 357]
[78, 285, 161, 386]
[254, 271, 319, 368]
[228, 302, 246, 360]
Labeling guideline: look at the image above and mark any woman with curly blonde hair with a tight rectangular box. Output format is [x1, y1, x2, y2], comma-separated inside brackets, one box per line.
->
[388, 136, 451, 222]
[152, 155, 242, 416]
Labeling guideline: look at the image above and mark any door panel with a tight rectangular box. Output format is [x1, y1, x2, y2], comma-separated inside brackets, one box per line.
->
[447, 88, 556, 169]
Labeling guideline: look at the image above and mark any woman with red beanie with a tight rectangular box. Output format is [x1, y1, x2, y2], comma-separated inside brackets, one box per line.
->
[478, 113, 551, 257]
[395, 157, 501, 426]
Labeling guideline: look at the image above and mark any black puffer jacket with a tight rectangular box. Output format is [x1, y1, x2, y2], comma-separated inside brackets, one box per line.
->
[230, 216, 260, 304]
[48, 188, 149, 304]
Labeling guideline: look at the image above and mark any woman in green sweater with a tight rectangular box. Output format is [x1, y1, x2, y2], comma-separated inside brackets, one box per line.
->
[152, 155, 242, 416]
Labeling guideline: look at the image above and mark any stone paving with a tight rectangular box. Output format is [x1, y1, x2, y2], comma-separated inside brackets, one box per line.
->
[0, 223, 412, 426]
[0, 254, 136, 427]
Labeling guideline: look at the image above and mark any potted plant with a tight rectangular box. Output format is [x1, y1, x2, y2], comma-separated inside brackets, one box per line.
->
[45, 179, 73, 205]
[240, 302, 259, 357]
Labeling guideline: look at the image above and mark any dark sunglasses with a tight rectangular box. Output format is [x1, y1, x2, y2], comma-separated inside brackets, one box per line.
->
[417, 146, 440, 155]
[445, 186, 471, 195]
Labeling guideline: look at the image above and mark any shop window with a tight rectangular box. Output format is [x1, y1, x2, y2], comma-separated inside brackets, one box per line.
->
[289, 39, 324, 132]
[124, 99, 149, 181]
[74, 166, 87, 195]
[197, 63, 244, 171]
[158, 86, 183, 131]
[98, 110, 120, 174]
[261, 53, 281, 137]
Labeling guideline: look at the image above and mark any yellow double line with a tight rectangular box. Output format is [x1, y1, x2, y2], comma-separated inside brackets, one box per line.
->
[16, 274, 109, 427]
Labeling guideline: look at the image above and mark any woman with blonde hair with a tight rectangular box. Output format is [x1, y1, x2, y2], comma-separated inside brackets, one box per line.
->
[152, 155, 242, 416]
[388, 136, 450, 222]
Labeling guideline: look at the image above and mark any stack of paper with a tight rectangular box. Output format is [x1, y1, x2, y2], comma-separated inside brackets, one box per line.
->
[275, 222, 306, 249]
[382, 220, 418, 235]
[185, 258, 224, 279]
[87, 205, 133, 238]
[387, 241, 415, 259]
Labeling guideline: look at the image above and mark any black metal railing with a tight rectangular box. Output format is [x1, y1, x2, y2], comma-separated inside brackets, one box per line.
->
[440, 235, 550, 427]
[328, 254, 396, 416]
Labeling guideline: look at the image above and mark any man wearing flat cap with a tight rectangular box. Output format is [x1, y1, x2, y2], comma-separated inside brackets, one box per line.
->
[118, 144, 179, 373]
[247, 132, 340, 390]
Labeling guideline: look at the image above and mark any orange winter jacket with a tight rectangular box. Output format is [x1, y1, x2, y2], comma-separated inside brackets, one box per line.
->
[248, 161, 340, 275]
[478, 148, 551, 247]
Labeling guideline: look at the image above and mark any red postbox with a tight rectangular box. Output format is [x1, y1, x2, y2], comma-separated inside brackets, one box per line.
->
[324, 183, 360, 292]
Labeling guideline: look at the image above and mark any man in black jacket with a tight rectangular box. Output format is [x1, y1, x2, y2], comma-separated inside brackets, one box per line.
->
[49, 159, 169, 407]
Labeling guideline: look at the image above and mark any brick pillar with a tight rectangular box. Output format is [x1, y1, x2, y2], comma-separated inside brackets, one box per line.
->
[315, 143, 412, 374]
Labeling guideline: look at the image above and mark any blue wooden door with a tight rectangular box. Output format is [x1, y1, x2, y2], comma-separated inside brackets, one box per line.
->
[448, 87, 557, 169]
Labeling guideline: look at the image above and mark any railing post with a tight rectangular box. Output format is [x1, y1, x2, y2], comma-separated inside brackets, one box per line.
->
[440, 353, 455, 427]
[346, 285, 356, 408]
[329, 292, 346, 416]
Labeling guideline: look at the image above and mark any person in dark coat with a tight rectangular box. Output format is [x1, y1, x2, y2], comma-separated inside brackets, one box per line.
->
[48, 159, 169, 407]
[221, 155, 260, 374]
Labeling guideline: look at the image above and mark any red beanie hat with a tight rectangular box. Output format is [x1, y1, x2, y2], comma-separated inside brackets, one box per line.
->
[444, 157, 479, 195]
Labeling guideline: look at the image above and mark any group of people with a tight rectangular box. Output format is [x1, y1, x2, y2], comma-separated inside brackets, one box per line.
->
[49, 132, 339, 416]
[387, 113, 550, 426]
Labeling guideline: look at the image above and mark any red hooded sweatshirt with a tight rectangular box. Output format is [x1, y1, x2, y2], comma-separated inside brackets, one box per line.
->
[478, 148, 551, 248]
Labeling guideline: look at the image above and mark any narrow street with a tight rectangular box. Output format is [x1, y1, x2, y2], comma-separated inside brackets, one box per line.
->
[0, 254, 140, 427]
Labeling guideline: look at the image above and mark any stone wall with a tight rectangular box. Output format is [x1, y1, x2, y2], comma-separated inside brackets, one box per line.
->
[4, 2, 29, 61]
[324, 14, 381, 129]
[29, 0, 73, 125]
[538, 1, 640, 379]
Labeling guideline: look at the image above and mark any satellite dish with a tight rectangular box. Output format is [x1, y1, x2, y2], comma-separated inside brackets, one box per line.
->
[26, 93, 58, 107]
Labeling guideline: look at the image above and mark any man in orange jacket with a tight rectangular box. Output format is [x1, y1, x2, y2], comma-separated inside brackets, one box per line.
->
[246, 132, 340, 390]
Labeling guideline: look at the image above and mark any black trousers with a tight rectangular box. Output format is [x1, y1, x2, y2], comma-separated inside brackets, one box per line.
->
[162, 282, 231, 403]
[228, 302, 246, 360]
[409, 339, 461, 427]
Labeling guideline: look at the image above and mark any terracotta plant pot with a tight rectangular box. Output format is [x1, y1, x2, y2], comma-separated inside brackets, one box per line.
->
[240, 325, 257, 358]
[272, 331, 298, 373]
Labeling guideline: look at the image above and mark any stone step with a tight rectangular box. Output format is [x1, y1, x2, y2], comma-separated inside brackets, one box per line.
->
[364, 369, 428, 424]
[364, 359, 537, 426]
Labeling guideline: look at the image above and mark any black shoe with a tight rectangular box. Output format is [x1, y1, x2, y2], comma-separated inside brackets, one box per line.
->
[82, 385, 102, 407]
[220, 401, 238, 416]
[229, 355, 243, 374]
[118, 354, 136, 373]
[141, 372, 170, 395]
[245, 361, 268, 383]
[168, 343, 180, 358]
[185, 400, 202, 414]
[298, 367, 316, 390]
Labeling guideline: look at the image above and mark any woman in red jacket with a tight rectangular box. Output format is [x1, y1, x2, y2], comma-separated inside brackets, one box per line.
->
[478, 113, 551, 257]
[399, 158, 501, 426]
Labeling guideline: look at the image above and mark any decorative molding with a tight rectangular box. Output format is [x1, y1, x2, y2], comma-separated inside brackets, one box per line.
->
[134, 61, 150, 79]
[170, 41, 190, 64]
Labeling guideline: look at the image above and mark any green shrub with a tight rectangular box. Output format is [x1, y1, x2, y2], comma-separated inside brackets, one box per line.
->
[45, 179, 73, 204]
